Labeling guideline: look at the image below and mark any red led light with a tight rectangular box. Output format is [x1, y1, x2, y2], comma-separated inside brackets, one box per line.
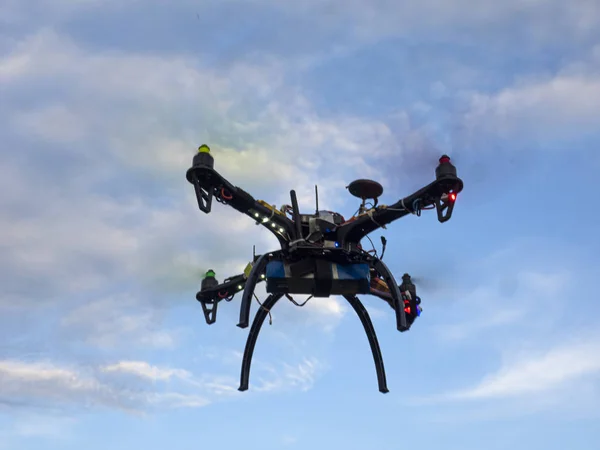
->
[439, 155, 451, 164]
[449, 193, 456, 201]
[404, 307, 411, 314]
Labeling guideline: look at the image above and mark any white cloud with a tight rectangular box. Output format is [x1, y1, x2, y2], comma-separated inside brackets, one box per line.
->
[459, 45, 600, 142]
[463, 75, 600, 140]
[100, 361, 192, 382]
[1, 28, 395, 192]
[269, 295, 348, 334]
[0, 359, 153, 411]
[444, 338, 600, 400]
[252, 357, 326, 393]
[0, 358, 210, 412]
[59, 295, 180, 350]
[403, 241, 600, 418]
[0, 353, 329, 414]
[0, 26, 408, 417]
[0, 28, 407, 323]
[430, 243, 573, 343]
[4, 3, 596, 424]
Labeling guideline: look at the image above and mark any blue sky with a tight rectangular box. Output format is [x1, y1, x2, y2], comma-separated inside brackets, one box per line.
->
[1, 0, 600, 449]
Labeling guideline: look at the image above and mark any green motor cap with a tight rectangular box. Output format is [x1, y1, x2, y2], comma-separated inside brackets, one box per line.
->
[192, 144, 214, 169]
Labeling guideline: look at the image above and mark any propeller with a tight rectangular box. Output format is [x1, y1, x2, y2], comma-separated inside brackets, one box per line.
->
[134, 237, 209, 296]
[405, 275, 443, 293]
[147, 253, 208, 295]
[383, 100, 510, 202]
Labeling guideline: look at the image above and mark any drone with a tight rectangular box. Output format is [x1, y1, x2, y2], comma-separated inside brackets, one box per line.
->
[186, 145, 464, 393]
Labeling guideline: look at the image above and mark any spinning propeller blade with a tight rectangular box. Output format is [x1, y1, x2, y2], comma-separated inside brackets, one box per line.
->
[398, 274, 446, 295]
[152, 257, 207, 294]
[139, 242, 208, 294]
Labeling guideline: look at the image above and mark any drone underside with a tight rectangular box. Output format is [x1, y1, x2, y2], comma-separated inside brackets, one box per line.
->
[186, 145, 463, 393]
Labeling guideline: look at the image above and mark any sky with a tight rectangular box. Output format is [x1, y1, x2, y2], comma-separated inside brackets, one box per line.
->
[1, 0, 600, 449]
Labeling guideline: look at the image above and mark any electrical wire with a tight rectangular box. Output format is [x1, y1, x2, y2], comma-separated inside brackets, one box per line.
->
[253, 293, 273, 325]
[285, 293, 313, 307]
[365, 235, 378, 258]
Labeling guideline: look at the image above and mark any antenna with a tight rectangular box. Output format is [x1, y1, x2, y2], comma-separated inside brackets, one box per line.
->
[315, 185, 319, 216]
[290, 190, 302, 239]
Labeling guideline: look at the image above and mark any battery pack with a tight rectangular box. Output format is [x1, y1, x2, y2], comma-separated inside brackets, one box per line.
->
[265, 259, 370, 297]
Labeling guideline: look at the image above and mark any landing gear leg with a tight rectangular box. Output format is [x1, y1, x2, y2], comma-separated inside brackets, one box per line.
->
[238, 293, 284, 391]
[343, 295, 389, 393]
[372, 258, 408, 332]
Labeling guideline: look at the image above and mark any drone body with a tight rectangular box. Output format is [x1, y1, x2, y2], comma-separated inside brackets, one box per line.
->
[186, 145, 463, 393]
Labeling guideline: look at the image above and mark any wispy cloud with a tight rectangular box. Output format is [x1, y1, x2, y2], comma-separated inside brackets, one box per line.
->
[433, 269, 570, 342]
[252, 357, 326, 393]
[58, 295, 181, 350]
[0, 354, 328, 414]
[100, 361, 192, 382]
[435, 336, 600, 402]
[462, 75, 600, 142]
[0, 358, 202, 412]
[2, 4, 599, 448]
[1, 26, 391, 380]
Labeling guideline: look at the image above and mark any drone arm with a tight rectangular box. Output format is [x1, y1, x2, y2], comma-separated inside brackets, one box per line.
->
[337, 171, 463, 244]
[187, 162, 297, 246]
[197, 272, 265, 325]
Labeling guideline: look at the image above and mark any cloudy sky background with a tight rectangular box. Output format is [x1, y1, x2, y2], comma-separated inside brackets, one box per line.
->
[1, 1, 600, 449]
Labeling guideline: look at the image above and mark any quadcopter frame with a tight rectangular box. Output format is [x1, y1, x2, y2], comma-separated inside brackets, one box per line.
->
[186, 146, 463, 393]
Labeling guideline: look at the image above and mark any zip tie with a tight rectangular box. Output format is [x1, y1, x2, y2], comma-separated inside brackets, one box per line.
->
[254, 293, 272, 325]
[367, 208, 386, 229]
[401, 198, 417, 215]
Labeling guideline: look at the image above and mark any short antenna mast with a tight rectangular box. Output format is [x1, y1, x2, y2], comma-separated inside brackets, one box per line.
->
[315, 185, 319, 216]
